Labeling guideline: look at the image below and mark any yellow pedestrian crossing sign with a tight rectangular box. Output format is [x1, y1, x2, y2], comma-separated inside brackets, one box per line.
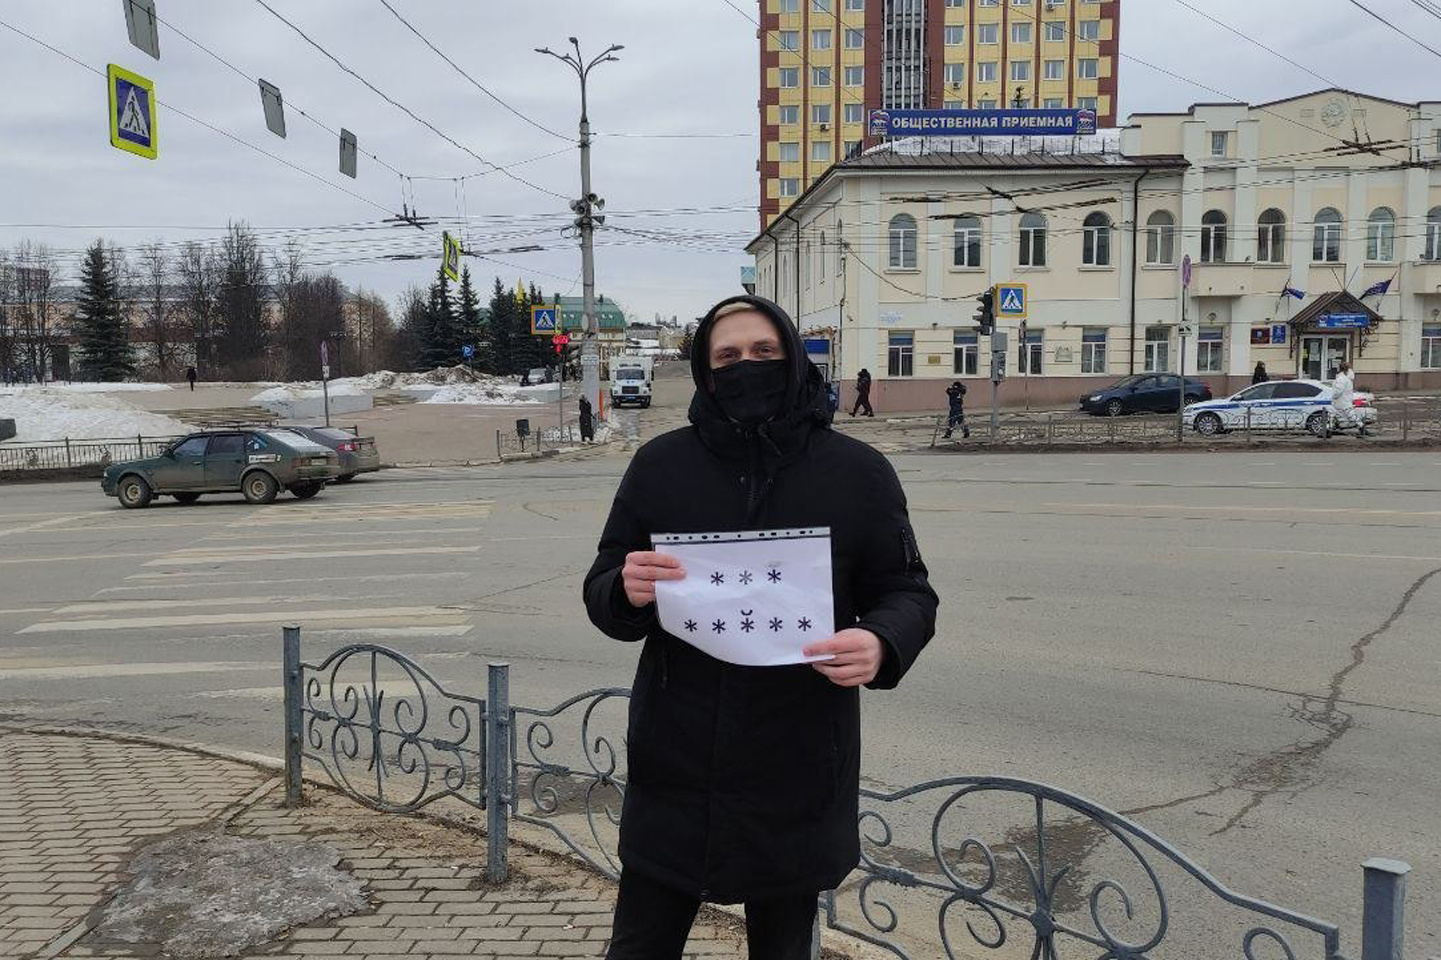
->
[108, 64, 157, 159]
[530, 305, 558, 335]
[997, 283, 1027, 319]
[441, 231, 461, 282]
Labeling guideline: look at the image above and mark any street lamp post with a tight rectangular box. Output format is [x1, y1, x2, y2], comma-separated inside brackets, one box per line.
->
[536, 38, 622, 423]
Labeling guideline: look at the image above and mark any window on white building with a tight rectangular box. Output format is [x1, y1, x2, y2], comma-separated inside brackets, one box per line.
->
[779, 141, 799, 162]
[1043, 97, 1064, 108]
[1077, 20, 1100, 40]
[812, 103, 831, 124]
[977, 61, 998, 82]
[812, 141, 831, 163]
[1257, 208, 1286, 264]
[945, 25, 964, 45]
[778, 104, 799, 124]
[811, 67, 831, 87]
[1081, 328, 1107, 374]
[818, 231, 826, 280]
[1078, 59, 1098, 79]
[1367, 207, 1396, 262]
[1012, 23, 1032, 43]
[779, 178, 800, 197]
[953, 215, 982, 268]
[1196, 326, 1224, 373]
[888, 214, 918, 269]
[844, 65, 865, 85]
[945, 63, 967, 84]
[1018, 330, 1043, 375]
[1045, 22, 1066, 41]
[978, 24, 999, 43]
[888, 331, 914, 377]
[1144, 327, 1171, 373]
[779, 67, 799, 87]
[1011, 61, 1030, 81]
[844, 102, 864, 123]
[954, 331, 979, 375]
[1427, 207, 1441, 261]
[812, 29, 831, 49]
[1019, 212, 1047, 266]
[846, 28, 865, 48]
[1082, 211, 1112, 266]
[1210, 131, 1228, 157]
[1423, 324, 1441, 369]
[1145, 210, 1175, 265]
[1077, 96, 1098, 111]
[778, 31, 799, 51]
[1044, 59, 1064, 80]
[1313, 207, 1342, 263]
[1201, 210, 1228, 263]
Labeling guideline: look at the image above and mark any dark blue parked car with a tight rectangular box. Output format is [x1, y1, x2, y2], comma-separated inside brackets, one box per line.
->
[1079, 374, 1213, 417]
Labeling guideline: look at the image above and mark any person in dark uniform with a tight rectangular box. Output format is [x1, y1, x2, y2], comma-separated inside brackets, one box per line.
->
[850, 367, 874, 417]
[942, 380, 969, 439]
[579, 394, 595, 443]
[1252, 361, 1268, 385]
[584, 295, 937, 960]
[185, 365, 197, 391]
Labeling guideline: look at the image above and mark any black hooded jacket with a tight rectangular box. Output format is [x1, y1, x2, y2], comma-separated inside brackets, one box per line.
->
[582, 295, 938, 903]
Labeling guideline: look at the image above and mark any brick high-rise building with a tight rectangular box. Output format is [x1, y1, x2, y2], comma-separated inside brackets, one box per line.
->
[757, 0, 1121, 226]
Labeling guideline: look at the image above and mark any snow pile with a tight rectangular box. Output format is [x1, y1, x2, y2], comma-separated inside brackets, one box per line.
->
[0, 388, 194, 442]
[421, 383, 543, 406]
[250, 383, 367, 404]
[0, 381, 173, 395]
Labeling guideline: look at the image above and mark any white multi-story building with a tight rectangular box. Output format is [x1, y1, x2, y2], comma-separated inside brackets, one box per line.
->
[747, 88, 1441, 411]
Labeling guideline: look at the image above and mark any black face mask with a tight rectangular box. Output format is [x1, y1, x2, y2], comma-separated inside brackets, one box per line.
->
[710, 359, 788, 425]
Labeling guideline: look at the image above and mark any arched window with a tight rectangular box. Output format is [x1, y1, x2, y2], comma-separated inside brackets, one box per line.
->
[1145, 210, 1175, 265]
[1200, 210, 1228, 263]
[1426, 208, 1441, 262]
[1019, 212, 1047, 267]
[1082, 212, 1112, 266]
[1257, 209, 1286, 264]
[888, 213, 917, 269]
[1367, 207, 1396, 262]
[1313, 207, 1342, 263]
[953, 215, 982, 268]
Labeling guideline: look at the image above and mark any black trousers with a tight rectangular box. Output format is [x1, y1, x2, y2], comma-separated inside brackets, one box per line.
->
[850, 392, 873, 417]
[606, 868, 817, 960]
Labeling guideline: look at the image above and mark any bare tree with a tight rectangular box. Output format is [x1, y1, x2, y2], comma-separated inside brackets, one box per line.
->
[176, 241, 220, 379]
[136, 241, 177, 381]
[13, 240, 59, 382]
[351, 287, 394, 374]
[277, 273, 345, 381]
[217, 222, 269, 379]
[271, 240, 306, 378]
[0, 248, 16, 384]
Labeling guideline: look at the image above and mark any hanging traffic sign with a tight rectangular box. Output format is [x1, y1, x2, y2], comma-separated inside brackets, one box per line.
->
[441, 231, 461, 282]
[996, 283, 1027, 319]
[122, 0, 160, 60]
[531, 305, 558, 335]
[108, 64, 157, 159]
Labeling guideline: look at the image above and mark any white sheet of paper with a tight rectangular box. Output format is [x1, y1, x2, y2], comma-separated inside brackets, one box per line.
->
[652, 528, 835, 667]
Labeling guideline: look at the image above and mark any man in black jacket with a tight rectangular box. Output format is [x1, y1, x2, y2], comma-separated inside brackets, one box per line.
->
[850, 367, 874, 417]
[584, 295, 938, 959]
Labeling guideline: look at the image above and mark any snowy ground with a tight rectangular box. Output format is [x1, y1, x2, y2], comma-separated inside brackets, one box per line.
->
[0, 388, 194, 443]
[0, 382, 173, 394]
[251, 367, 543, 406]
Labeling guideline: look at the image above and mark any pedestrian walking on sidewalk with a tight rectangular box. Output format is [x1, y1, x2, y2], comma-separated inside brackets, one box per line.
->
[1252, 361, 1268, 385]
[850, 367, 874, 417]
[185, 365, 197, 391]
[584, 295, 938, 960]
[579, 394, 595, 443]
[1330, 360, 1366, 437]
[942, 380, 969, 439]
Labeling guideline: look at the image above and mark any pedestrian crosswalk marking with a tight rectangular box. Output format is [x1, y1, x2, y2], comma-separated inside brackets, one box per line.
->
[1001, 289, 1023, 312]
[143, 544, 483, 566]
[18, 604, 467, 634]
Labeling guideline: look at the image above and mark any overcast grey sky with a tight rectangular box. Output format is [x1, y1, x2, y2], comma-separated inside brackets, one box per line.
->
[2, 0, 1438, 323]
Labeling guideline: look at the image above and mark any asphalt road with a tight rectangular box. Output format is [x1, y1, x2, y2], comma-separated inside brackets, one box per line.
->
[3, 450, 1439, 958]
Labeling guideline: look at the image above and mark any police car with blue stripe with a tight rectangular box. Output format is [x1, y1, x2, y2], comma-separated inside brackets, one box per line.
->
[1182, 379, 1376, 437]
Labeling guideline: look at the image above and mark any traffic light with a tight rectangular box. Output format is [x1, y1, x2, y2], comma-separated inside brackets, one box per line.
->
[973, 288, 995, 336]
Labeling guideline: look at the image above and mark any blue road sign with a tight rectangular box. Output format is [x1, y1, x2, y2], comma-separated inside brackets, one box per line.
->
[108, 64, 157, 159]
[461, 344, 474, 359]
[996, 283, 1028, 319]
[530, 306, 558, 335]
[1271, 324, 1287, 344]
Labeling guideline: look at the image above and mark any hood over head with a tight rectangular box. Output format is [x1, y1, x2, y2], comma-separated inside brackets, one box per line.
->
[687, 295, 829, 433]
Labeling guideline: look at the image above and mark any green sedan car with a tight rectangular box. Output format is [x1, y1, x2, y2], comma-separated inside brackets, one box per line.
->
[101, 429, 341, 509]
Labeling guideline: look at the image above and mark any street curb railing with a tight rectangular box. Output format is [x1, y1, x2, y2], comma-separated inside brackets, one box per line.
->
[282, 629, 1410, 960]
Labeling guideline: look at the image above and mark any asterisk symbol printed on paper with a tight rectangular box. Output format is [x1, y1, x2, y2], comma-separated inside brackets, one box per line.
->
[797, 618, 812, 631]
[712, 619, 726, 634]
[738, 571, 754, 585]
[767, 569, 782, 583]
[769, 618, 784, 632]
[710, 571, 725, 585]
[683, 620, 697, 633]
[740, 619, 755, 632]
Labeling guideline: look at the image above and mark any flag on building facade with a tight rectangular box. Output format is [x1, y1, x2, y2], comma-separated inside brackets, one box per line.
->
[1361, 278, 1392, 298]
[1281, 283, 1306, 300]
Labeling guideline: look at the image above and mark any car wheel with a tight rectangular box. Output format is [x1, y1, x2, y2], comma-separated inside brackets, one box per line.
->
[1184, 393, 1202, 406]
[333, 473, 356, 484]
[291, 482, 322, 500]
[640, 398, 651, 409]
[118, 475, 152, 509]
[173, 492, 201, 504]
[1194, 412, 1224, 437]
[1306, 411, 1330, 437]
[1105, 399, 1125, 417]
[242, 471, 279, 504]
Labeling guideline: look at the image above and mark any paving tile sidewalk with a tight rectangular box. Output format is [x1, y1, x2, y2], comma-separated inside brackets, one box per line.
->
[0, 728, 751, 960]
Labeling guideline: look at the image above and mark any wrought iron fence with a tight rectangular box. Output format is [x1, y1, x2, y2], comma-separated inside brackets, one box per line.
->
[495, 422, 586, 458]
[282, 630, 1411, 960]
[0, 434, 180, 471]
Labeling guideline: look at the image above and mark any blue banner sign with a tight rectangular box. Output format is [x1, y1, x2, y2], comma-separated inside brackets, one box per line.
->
[1316, 313, 1370, 329]
[869, 108, 1097, 138]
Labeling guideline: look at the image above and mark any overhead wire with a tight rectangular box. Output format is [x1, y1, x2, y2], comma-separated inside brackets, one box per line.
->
[1343, 0, 1441, 61]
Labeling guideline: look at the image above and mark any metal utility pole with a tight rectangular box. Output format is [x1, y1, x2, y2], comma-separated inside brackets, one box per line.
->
[537, 38, 623, 423]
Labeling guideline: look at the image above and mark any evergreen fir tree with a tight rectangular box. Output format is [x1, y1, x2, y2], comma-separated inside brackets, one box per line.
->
[420, 266, 460, 369]
[487, 277, 518, 374]
[74, 240, 135, 382]
[456, 267, 482, 366]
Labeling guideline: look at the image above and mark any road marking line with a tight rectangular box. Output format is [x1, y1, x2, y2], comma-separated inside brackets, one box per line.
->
[0, 514, 85, 539]
[0, 552, 159, 566]
[1048, 502, 1441, 516]
[0, 661, 268, 680]
[1192, 546, 1441, 562]
[169, 538, 450, 555]
[52, 595, 398, 614]
[17, 605, 464, 634]
[302, 624, 475, 639]
[143, 545, 483, 566]
[189, 686, 284, 700]
[203, 527, 485, 541]
[97, 571, 468, 594]
[0, 607, 56, 615]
